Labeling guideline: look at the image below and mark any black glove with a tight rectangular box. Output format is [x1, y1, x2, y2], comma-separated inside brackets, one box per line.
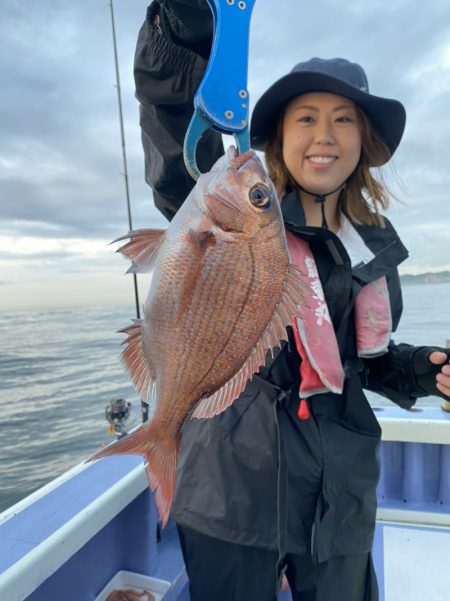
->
[412, 347, 450, 400]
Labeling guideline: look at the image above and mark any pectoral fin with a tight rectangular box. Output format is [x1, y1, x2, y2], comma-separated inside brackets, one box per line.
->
[113, 229, 165, 273]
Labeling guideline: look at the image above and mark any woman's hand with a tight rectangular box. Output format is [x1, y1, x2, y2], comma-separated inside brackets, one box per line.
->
[429, 351, 450, 398]
[412, 348, 450, 400]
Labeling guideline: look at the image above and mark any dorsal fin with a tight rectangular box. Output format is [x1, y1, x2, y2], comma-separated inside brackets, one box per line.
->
[113, 229, 165, 273]
[118, 320, 156, 405]
[191, 264, 306, 419]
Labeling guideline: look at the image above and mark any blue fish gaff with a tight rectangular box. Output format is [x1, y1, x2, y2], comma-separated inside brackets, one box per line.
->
[183, 0, 257, 180]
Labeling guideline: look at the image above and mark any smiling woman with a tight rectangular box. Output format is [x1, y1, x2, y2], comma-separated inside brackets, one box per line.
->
[266, 95, 394, 230]
[283, 94, 362, 187]
[255, 54, 406, 235]
[130, 2, 450, 600]
[274, 93, 363, 231]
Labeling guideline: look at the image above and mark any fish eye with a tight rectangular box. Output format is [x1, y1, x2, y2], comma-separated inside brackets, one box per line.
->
[249, 184, 271, 208]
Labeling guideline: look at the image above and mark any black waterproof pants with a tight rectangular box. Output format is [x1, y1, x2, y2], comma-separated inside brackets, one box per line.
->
[177, 525, 378, 601]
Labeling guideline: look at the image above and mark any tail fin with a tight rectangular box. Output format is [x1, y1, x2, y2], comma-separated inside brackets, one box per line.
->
[87, 424, 178, 528]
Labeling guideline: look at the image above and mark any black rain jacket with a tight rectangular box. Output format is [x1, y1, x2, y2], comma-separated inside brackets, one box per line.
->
[134, 1, 438, 562]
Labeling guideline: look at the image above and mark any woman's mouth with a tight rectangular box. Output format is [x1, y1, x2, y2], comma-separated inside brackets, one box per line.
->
[307, 155, 338, 165]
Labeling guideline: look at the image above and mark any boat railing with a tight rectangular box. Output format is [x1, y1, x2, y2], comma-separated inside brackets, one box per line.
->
[1, 406, 450, 601]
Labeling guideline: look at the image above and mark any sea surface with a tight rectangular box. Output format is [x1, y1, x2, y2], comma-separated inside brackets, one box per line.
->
[0, 283, 449, 513]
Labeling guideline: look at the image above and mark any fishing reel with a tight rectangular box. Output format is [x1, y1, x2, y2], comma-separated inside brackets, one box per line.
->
[105, 398, 131, 438]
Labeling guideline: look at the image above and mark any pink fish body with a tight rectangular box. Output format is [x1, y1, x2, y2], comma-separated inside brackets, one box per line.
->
[89, 148, 304, 526]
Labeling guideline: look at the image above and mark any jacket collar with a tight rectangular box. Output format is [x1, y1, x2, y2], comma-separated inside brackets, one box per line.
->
[351, 219, 409, 283]
[281, 188, 307, 228]
[280, 188, 409, 280]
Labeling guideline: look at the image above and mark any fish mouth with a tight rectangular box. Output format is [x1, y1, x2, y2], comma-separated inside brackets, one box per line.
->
[233, 150, 261, 173]
[224, 146, 262, 173]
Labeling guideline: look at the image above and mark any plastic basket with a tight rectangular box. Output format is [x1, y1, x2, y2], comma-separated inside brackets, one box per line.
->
[95, 570, 171, 601]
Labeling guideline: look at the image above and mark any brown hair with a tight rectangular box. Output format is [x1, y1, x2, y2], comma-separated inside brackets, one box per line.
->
[264, 105, 394, 227]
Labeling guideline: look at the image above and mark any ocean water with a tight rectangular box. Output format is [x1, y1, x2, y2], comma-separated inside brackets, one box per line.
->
[0, 283, 449, 513]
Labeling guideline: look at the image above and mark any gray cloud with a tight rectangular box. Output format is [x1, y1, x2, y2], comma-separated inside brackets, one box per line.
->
[1, 0, 450, 290]
[0, 0, 161, 243]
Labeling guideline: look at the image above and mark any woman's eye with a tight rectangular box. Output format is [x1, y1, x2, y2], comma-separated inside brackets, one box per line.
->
[336, 115, 354, 123]
[249, 184, 271, 208]
[298, 116, 314, 123]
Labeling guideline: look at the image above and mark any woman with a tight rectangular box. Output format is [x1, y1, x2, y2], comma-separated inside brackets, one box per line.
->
[134, 2, 450, 600]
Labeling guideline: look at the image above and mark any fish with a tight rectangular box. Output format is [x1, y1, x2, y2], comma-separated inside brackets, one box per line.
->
[88, 147, 304, 526]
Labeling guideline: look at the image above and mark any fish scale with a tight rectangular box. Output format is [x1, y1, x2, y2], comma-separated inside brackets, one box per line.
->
[181, 250, 250, 361]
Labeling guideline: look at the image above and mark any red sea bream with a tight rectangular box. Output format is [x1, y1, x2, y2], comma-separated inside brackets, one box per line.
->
[89, 147, 304, 526]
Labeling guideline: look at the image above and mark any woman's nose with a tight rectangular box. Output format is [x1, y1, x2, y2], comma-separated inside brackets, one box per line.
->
[314, 119, 335, 144]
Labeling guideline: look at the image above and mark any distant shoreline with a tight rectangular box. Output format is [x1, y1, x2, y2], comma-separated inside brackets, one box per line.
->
[400, 271, 450, 286]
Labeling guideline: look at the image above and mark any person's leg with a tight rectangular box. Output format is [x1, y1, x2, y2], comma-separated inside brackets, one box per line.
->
[285, 552, 378, 601]
[177, 524, 280, 601]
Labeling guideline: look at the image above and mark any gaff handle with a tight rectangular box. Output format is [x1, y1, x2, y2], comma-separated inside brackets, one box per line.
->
[196, 0, 256, 135]
[184, 0, 256, 180]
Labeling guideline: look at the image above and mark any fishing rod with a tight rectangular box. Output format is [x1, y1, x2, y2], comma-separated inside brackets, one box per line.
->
[108, 0, 140, 321]
[108, 0, 149, 426]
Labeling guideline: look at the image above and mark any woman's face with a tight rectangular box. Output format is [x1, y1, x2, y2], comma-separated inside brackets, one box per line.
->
[282, 92, 362, 195]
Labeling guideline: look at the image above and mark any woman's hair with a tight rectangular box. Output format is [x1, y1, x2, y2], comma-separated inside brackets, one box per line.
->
[264, 104, 394, 227]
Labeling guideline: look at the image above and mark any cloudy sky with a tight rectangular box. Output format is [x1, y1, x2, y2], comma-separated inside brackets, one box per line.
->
[1, 0, 450, 311]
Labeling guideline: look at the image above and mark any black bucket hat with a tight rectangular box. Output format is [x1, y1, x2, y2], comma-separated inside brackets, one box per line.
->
[250, 57, 406, 165]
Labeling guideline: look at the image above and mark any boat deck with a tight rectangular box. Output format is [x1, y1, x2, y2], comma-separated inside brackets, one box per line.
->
[1, 406, 450, 601]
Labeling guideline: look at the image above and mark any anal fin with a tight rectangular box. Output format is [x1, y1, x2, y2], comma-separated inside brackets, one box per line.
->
[119, 320, 155, 403]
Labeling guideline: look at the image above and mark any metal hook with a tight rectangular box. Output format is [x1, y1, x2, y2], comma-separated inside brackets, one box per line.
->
[184, 110, 250, 180]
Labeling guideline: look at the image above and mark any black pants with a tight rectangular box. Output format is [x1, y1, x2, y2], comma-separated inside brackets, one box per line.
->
[177, 525, 378, 601]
